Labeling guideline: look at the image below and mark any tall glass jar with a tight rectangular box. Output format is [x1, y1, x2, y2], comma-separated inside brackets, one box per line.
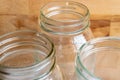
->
[75, 37, 120, 80]
[40, 1, 94, 79]
[0, 30, 63, 80]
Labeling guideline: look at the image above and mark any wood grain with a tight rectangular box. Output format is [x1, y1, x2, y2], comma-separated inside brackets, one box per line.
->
[29, 0, 55, 16]
[0, 0, 29, 15]
[110, 22, 120, 36]
[76, 0, 120, 15]
[91, 20, 110, 37]
[0, 15, 40, 36]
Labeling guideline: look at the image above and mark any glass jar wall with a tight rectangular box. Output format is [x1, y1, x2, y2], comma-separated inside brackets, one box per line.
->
[40, 1, 94, 79]
[0, 30, 63, 80]
[75, 37, 120, 80]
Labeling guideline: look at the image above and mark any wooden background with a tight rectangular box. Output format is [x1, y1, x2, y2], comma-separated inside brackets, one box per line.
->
[0, 0, 120, 37]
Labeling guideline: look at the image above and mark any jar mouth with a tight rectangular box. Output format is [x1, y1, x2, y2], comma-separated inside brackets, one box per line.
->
[40, 1, 89, 23]
[40, 1, 90, 35]
[76, 37, 120, 80]
[0, 30, 55, 70]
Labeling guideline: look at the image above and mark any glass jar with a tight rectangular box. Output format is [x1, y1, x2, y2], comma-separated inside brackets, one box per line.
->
[40, 1, 94, 79]
[75, 37, 120, 80]
[0, 30, 63, 80]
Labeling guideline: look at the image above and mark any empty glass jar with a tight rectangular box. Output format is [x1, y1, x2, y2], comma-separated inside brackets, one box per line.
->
[40, 1, 94, 79]
[0, 30, 63, 80]
[75, 37, 120, 80]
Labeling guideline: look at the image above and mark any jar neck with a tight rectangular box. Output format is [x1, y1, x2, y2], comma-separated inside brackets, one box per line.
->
[40, 1, 90, 35]
[0, 30, 55, 80]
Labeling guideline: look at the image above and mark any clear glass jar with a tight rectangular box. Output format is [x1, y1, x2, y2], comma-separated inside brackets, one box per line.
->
[40, 1, 94, 80]
[75, 37, 120, 80]
[0, 30, 63, 80]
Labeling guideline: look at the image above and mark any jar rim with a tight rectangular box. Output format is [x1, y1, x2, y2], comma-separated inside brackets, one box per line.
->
[0, 30, 55, 70]
[40, 1, 90, 35]
[76, 37, 120, 79]
[40, 1, 89, 24]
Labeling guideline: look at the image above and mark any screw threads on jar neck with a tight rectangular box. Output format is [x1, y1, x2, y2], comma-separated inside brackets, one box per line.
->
[40, 1, 90, 35]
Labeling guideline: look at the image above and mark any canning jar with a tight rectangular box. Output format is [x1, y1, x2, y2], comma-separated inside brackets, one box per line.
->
[75, 37, 120, 80]
[0, 30, 63, 80]
[40, 1, 94, 79]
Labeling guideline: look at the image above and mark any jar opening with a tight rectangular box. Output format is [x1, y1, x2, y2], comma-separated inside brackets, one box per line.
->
[0, 30, 54, 69]
[40, 1, 90, 35]
[76, 37, 120, 80]
[41, 1, 89, 21]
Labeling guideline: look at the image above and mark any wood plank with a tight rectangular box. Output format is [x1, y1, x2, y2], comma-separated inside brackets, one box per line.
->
[91, 20, 110, 37]
[0, 0, 29, 15]
[110, 16, 120, 36]
[29, 0, 55, 16]
[77, 0, 120, 15]
[0, 14, 40, 35]
[110, 22, 120, 36]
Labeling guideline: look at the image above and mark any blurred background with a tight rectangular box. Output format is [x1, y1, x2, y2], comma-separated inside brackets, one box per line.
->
[0, 0, 120, 37]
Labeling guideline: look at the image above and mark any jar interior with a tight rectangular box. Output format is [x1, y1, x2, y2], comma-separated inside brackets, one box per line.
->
[42, 1, 88, 21]
[46, 10, 84, 22]
[0, 49, 47, 68]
